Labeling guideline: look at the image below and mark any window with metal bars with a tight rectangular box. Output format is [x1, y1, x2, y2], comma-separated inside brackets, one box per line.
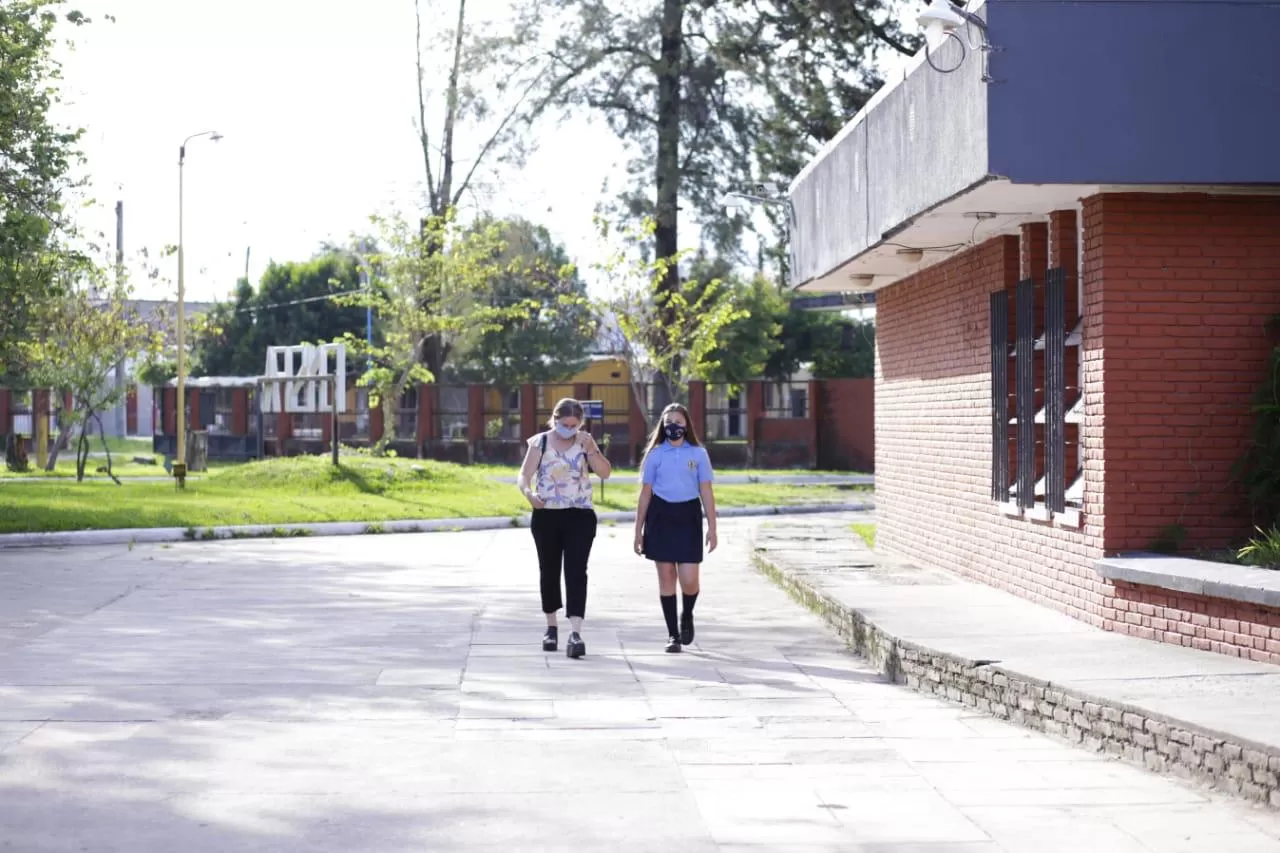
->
[991, 269, 1082, 516]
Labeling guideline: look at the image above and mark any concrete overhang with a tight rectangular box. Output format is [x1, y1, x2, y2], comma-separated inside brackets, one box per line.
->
[788, 0, 1280, 295]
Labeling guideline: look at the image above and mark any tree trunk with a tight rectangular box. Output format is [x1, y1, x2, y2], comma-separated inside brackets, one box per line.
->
[44, 406, 72, 471]
[655, 0, 684, 384]
[94, 413, 122, 485]
[75, 419, 90, 482]
[655, 0, 683, 309]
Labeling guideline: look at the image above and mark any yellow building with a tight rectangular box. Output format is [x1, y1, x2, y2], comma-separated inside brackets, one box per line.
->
[476, 355, 632, 419]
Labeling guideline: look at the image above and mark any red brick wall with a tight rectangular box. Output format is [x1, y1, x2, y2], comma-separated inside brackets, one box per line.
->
[876, 235, 1107, 624]
[876, 192, 1280, 659]
[816, 379, 874, 472]
[1085, 193, 1280, 553]
[1110, 581, 1280, 666]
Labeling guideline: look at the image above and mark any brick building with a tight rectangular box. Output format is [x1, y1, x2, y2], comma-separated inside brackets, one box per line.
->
[788, 0, 1280, 661]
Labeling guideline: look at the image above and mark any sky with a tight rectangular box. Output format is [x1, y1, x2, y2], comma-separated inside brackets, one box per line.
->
[52, 0, 918, 306]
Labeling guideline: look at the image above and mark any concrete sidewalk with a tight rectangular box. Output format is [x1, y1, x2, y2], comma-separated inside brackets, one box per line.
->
[753, 515, 1280, 808]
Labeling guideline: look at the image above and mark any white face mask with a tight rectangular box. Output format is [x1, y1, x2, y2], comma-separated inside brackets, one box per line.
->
[554, 422, 578, 440]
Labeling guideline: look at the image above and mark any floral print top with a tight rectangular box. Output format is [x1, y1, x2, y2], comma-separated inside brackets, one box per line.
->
[531, 432, 594, 509]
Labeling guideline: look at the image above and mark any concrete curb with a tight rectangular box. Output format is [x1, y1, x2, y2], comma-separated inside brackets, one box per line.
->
[0, 501, 875, 551]
[750, 529, 1280, 810]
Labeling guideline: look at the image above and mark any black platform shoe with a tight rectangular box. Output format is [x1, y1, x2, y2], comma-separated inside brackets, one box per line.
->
[665, 636, 682, 653]
[680, 613, 695, 646]
[566, 632, 586, 659]
[542, 626, 558, 652]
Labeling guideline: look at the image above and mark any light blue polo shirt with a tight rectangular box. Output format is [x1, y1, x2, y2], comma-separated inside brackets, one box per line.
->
[642, 442, 714, 503]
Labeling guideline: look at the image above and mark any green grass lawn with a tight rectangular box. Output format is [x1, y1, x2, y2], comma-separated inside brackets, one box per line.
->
[850, 522, 876, 549]
[0, 456, 870, 534]
[0, 436, 186, 480]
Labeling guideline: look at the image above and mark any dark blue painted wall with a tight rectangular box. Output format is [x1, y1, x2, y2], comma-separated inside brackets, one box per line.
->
[987, 0, 1280, 184]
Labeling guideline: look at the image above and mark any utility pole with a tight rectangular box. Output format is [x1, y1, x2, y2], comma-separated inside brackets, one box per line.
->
[244, 246, 251, 283]
[114, 201, 127, 439]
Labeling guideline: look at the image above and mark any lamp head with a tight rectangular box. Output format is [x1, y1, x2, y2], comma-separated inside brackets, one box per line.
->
[918, 0, 965, 47]
[721, 193, 747, 214]
[209, 132, 224, 143]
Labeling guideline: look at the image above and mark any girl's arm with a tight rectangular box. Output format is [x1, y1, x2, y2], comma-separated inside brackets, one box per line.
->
[634, 484, 653, 554]
[517, 441, 544, 509]
[697, 448, 717, 552]
[700, 480, 718, 553]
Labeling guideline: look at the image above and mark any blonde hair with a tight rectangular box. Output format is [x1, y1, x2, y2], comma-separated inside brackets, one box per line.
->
[548, 397, 584, 428]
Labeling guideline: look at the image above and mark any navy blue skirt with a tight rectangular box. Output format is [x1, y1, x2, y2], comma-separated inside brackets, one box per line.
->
[642, 495, 704, 564]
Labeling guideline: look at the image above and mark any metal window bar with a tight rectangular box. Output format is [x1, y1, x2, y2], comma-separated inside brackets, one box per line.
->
[209, 389, 235, 436]
[483, 387, 522, 440]
[434, 385, 467, 441]
[336, 388, 369, 442]
[705, 384, 746, 442]
[1045, 268, 1067, 513]
[1015, 277, 1036, 510]
[395, 387, 420, 441]
[990, 291, 1010, 501]
[763, 381, 809, 419]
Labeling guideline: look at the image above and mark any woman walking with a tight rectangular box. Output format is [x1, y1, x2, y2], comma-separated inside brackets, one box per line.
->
[633, 402, 718, 653]
[517, 398, 611, 658]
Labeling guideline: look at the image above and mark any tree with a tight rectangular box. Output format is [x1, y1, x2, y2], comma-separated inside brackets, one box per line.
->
[699, 264, 785, 385]
[526, 0, 914, 291]
[333, 210, 534, 454]
[0, 2, 99, 382]
[20, 270, 162, 481]
[769, 304, 876, 380]
[410, 0, 568, 376]
[447, 217, 597, 386]
[193, 254, 370, 377]
[594, 217, 747, 416]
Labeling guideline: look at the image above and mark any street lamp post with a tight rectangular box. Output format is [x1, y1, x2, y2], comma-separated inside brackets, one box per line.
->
[175, 130, 223, 488]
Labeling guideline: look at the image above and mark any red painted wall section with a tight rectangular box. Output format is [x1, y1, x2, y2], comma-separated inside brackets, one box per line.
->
[1085, 193, 1280, 554]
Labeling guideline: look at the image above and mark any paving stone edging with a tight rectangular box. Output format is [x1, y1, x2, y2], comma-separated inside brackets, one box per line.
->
[0, 500, 873, 550]
[751, 530, 1280, 809]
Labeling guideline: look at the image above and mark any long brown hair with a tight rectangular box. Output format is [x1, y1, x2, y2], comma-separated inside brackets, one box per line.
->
[643, 402, 701, 457]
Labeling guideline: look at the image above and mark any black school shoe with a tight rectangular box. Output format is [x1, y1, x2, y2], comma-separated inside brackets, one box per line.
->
[542, 626, 558, 652]
[566, 632, 586, 659]
[665, 636, 682, 653]
[680, 613, 695, 646]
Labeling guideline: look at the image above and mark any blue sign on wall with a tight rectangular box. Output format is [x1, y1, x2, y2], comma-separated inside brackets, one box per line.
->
[582, 400, 604, 420]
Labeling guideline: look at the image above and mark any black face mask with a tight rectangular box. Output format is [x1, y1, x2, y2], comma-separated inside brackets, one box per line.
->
[663, 423, 687, 441]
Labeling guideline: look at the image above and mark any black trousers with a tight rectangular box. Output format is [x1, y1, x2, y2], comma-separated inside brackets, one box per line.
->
[530, 508, 597, 618]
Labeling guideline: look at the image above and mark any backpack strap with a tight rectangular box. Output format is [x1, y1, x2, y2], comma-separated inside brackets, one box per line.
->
[540, 433, 547, 455]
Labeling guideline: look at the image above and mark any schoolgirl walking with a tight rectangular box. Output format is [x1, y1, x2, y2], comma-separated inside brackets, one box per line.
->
[633, 402, 719, 653]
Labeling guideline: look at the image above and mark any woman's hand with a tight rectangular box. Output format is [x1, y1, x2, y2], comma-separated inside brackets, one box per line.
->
[706, 528, 718, 554]
[530, 496, 546, 510]
[634, 529, 644, 555]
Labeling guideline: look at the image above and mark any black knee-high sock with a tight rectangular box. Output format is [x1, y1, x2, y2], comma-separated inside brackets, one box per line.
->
[660, 595, 679, 637]
[682, 592, 698, 619]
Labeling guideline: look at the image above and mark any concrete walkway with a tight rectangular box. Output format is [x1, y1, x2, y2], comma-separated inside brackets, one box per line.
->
[754, 514, 1280, 810]
[2, 520, 1279, 851]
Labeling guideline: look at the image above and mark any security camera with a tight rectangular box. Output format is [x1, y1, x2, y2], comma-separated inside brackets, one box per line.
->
[918, 0, 966, 47]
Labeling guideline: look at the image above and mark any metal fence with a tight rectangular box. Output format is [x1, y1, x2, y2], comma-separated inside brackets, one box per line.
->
[393, 387, 419, 441]
[705, 384, 746, 441]
[484, 387, 522, 440]
[762, 380, 810, 419]
[434, 385, 468, 441]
